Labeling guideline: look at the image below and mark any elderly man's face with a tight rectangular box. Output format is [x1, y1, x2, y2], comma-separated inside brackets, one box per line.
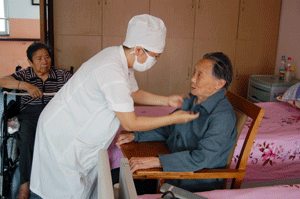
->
[191, 59, 224, 102]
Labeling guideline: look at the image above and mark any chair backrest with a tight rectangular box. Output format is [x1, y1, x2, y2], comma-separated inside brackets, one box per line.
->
[225, 106, 248, 168]
[225, 91, 265, 171]
[221, 91, 249, 188]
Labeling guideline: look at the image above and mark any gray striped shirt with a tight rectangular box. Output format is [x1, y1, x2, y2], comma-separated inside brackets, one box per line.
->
[12, 67, 72, 110]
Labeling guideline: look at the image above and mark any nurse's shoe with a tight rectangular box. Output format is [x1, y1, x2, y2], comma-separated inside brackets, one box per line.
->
[18, 182, 30, 199]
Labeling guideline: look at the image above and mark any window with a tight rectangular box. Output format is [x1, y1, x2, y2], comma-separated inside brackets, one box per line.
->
[0, 0, 9, 35]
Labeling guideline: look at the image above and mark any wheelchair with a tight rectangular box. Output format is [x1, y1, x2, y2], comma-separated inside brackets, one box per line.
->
[0, 65, 22, 198]
[0, 89, 21, 199]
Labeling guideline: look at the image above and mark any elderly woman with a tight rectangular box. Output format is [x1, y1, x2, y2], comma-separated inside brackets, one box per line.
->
[0, 42, 72, 199]
[117, 52, 237, 193]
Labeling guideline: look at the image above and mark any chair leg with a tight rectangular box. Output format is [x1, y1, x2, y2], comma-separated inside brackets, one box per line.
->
[222, 179, 228, 189]
[156, 178, 165, 193]
[231, 178, 243, 189]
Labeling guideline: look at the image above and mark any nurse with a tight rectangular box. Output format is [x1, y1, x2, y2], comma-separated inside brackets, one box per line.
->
[30, 14, 199, 199]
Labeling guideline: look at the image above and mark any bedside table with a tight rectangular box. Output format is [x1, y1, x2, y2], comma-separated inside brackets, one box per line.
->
[247, 75, 300, 103]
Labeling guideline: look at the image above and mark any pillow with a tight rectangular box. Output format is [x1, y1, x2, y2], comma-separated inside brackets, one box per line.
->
[288, 100, 300, 109]
[281, 82, 300, 101]
[277, 82, 300, 109]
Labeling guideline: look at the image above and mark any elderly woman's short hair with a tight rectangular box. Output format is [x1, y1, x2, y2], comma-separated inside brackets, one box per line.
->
[203, 52, 233, 90]
[27, 42, 52, 63]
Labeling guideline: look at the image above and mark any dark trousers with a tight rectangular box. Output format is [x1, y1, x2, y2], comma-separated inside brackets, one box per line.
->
[17, 105, 45, 185]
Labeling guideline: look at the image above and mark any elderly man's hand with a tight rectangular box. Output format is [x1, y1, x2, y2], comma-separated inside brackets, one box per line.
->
[116, 133, 135, 149]
[167, 94, 189, 108]
[129, 157, 162, 174]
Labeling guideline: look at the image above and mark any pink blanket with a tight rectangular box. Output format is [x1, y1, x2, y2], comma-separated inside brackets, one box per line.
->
[108, 102, 300, 183]
[232, 102, 300, 183]
[138, 184, 300, 199]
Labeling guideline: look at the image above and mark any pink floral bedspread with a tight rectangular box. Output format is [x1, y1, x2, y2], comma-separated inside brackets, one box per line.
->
[108, 102, 300, 183]
[231, 101, 300, 183]
[138, 184, 300, 199]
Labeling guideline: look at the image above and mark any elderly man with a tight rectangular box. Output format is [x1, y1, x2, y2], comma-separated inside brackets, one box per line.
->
[117, 52, 237, 193]
[30, 14, 198, 199]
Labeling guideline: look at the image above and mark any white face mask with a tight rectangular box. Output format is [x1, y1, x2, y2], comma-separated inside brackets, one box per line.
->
[130, 48, 157, 72]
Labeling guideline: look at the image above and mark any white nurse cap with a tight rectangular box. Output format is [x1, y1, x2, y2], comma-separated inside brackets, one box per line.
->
[123, 14, 167, 53]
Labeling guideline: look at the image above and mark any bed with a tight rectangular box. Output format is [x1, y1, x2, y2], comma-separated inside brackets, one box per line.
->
[137, 183, 300, 199]
[231, 101, 300, 186]
[108, 100, 300, 187]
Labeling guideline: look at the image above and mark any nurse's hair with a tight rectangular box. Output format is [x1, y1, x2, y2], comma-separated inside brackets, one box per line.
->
[27, 42, 52, 63]
[203, 52, 233, 90]
[123, 45, 150, 53]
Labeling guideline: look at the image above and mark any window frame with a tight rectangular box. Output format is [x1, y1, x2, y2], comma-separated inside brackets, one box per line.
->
[0, 0, 9, 36]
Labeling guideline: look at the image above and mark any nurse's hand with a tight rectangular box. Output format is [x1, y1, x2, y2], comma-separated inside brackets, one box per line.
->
[171, 110, 199, 124]
[116, 133, 135, 149]
[167, 94, 189, 108]
[129, 157, 162, 174]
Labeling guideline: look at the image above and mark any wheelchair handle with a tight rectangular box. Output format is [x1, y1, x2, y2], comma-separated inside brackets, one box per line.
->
[3, 91, 56, 96]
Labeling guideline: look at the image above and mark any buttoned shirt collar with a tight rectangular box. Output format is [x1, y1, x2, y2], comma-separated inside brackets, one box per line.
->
[192, 90, 226, 114]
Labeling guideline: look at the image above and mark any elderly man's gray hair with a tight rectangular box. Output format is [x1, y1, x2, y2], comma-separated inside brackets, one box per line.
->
[203, 52, 233, 90]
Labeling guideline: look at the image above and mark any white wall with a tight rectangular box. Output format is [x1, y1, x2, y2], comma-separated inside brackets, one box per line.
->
[8, 0, 39, 19]
[275, 0, 300, 79]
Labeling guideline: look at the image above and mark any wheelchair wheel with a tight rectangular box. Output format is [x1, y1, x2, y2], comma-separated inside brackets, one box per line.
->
[1, 128, 20, 198]
[0, 146, 19, 199]
[1, 164, 19, 199]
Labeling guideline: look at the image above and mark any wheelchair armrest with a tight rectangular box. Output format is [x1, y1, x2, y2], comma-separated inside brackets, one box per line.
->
[1, 87, 14, 93]
[70, 66, 74, 74]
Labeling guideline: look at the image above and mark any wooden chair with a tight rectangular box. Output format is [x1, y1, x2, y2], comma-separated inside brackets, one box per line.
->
[121, 91, 265, 190]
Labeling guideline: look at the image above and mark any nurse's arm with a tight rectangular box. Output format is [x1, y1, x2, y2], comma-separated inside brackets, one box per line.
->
[131, 89, 187, 108]
[115, 110, 199, 132]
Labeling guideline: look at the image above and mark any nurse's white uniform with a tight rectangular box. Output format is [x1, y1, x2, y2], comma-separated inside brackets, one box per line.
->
[30, 45, 138, 199]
